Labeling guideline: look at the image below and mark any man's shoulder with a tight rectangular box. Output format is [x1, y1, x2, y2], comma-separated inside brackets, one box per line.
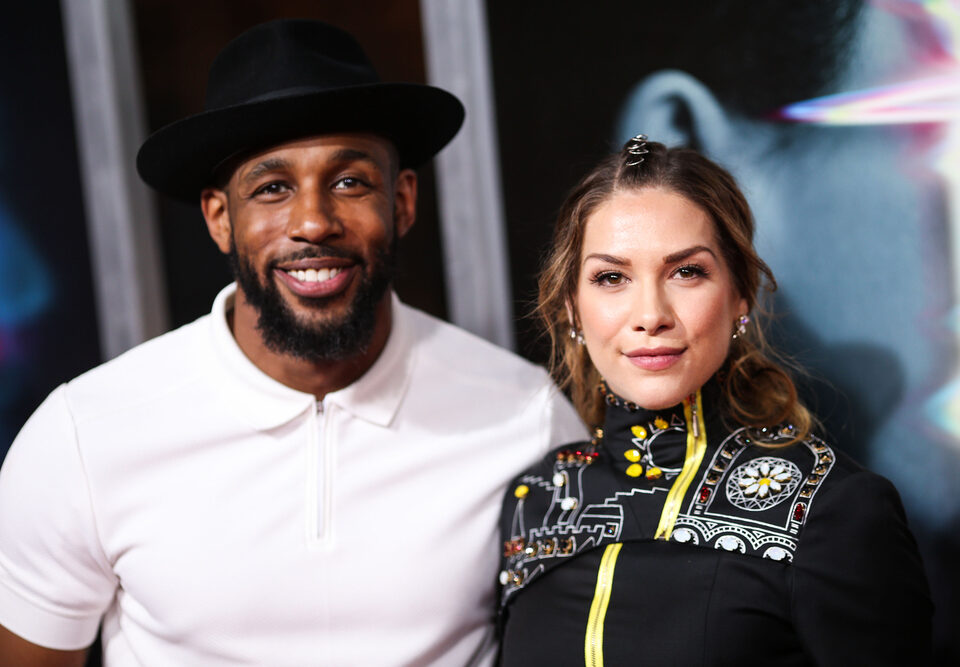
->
[63, 315, 210, 419]
[401, 303, 551, 390]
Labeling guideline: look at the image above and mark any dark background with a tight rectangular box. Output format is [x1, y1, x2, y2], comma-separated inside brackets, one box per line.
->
[0, 2, 101, 457]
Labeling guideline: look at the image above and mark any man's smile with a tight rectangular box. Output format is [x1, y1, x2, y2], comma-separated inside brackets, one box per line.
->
[285, 267, 344, 282]
[274, 264, 356, 298]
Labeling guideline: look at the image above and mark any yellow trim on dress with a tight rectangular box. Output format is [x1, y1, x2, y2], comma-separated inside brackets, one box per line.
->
[654, 390, 707, 540]
[584, 542, 623, 667]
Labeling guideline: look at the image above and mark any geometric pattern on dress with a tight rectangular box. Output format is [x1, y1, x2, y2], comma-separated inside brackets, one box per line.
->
[677, 427, 837, 561]
[671, 514, 798, 561]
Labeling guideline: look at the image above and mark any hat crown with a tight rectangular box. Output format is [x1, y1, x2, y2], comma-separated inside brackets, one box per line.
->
[206, 20, 380, 110]
[137, 18, 464, 201]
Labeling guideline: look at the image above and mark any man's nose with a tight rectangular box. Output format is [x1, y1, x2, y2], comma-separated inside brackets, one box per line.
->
[286, 186, 343, 243]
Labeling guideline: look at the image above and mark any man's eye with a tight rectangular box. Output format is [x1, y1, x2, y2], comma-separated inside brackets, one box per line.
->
[333, 177, 364, 190]
[253, 182, 288, 196]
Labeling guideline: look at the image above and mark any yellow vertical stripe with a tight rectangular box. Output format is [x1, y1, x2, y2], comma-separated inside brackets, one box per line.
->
[654, 390, 707, 540]
[584, 542, 623, 667]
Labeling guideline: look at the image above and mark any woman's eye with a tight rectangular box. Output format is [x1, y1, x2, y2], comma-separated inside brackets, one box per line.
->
[674, 264, 707, 279]
[594, 272, 625, 286]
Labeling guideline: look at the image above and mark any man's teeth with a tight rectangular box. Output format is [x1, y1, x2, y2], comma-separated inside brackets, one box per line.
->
[287, 267, 343, 283]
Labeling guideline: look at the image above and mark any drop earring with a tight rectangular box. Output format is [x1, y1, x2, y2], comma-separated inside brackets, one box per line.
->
[569, 328, 585, 346]
[732, 314, 749, 339]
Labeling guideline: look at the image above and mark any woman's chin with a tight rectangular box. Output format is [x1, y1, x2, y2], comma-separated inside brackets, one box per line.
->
[608, 382, 694, 411]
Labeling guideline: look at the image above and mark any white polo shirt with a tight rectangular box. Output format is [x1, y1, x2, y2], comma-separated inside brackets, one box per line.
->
[0, 284, 586, 666]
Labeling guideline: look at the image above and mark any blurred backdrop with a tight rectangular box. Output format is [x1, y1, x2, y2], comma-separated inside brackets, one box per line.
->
[3, 0, 959, 661]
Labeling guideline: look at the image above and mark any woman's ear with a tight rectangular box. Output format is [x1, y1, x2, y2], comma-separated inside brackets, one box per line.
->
[615, 69, 733, 159]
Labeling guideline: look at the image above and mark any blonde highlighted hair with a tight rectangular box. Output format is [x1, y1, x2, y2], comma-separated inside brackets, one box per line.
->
[536, 140, 814, 442]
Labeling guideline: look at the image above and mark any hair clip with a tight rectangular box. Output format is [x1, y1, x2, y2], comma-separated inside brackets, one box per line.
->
[623, 134, 649, 166]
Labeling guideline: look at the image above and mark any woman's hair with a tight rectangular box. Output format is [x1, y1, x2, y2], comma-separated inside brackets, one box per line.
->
[537, 138, 813, 442]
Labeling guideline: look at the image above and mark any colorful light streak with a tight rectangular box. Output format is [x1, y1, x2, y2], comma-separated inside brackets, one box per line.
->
[775, 72, 960, 125]
[777, 0, 960, 126]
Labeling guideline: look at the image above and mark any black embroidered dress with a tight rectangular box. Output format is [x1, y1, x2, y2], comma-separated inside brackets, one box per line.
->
[497, 383, 931, 666]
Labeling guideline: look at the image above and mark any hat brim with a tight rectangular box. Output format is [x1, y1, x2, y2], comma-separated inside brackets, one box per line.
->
[136, 83, 465, 203]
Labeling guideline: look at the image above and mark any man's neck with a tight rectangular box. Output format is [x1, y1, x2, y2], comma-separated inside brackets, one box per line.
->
[228, 290, 394, 400]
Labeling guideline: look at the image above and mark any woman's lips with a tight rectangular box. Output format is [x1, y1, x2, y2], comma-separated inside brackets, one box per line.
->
[624, 347, 686, 371]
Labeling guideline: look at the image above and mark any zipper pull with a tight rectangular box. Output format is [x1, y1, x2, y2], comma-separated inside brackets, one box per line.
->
[688, 393, 700, 438]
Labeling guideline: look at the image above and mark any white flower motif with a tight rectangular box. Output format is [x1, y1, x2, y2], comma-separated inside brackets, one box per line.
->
[739, 461, 792, 497]
[727, 456, 802, 511]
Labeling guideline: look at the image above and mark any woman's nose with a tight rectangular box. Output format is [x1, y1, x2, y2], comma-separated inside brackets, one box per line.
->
[631, 284, 674, 335]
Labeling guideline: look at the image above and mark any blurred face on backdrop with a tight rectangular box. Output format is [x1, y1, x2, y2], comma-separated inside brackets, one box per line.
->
[716, 4, 958, 502]
[201, 133, 416, 362]
[616, 2, 960, 513]
[743, 4, 952, 398]
[575, 187, 746, 410]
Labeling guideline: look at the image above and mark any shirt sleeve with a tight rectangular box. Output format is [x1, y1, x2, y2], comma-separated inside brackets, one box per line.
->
[0, 385, 117, 650]
[790, 469, 932, 664]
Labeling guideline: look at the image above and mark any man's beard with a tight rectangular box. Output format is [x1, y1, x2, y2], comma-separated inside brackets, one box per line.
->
[228, 237, 396, 362]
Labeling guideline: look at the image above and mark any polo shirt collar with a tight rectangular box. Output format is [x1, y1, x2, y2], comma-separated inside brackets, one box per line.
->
[205, 284, 414, 431]
[324, 292, 415, 427]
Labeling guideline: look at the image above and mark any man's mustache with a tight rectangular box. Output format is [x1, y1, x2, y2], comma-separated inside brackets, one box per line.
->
[270, 246, 363, 267]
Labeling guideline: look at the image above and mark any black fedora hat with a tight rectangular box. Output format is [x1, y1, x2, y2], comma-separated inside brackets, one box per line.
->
[136, 19, 465, 202]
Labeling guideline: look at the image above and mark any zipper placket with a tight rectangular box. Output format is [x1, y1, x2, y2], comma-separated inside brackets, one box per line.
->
[308, 399, 334, 547]
[654, 390, 707, 540]
[584, 542, 623, 667]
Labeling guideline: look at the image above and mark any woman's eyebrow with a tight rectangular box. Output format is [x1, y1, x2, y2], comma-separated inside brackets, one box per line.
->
[663, 245, 717, 264]
[582, 253, 630, 266]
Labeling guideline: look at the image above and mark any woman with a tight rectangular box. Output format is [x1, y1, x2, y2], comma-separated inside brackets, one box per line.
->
[497, 137, 931, 665]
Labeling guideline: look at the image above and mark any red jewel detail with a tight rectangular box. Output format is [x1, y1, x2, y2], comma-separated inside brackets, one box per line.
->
[793, 502, 806, 522]
[575, 450, 583, 457]
[698, 486, 711, 503]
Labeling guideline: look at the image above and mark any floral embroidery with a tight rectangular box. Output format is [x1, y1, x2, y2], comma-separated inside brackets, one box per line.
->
[725, 457, 802, 511]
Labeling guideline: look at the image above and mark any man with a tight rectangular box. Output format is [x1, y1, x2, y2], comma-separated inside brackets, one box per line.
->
[0, 20, 586, 665]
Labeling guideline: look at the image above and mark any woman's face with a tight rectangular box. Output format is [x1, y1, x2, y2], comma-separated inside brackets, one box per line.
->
[575, 187, 747, 410]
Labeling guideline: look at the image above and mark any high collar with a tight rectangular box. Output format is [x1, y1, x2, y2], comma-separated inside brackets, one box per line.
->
[597, 380, 724, 473]
[201, 283, 415, 431]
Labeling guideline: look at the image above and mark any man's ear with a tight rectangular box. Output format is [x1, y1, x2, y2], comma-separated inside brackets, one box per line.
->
[200, 188, 233, 254]
[616, 69, 732, 158]
[393, 169, 418, 239]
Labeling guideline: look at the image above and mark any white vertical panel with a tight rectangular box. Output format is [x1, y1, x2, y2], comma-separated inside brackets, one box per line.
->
[419, 0, 515, 349]
[60, 0, 168, 359]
